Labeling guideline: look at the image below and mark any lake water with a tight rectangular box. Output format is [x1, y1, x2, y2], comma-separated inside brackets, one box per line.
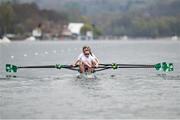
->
[0, 40, 180, 119]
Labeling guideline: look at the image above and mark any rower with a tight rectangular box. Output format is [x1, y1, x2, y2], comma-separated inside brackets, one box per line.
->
[73, 46, 96, 73]
[88, 46, 100, 67]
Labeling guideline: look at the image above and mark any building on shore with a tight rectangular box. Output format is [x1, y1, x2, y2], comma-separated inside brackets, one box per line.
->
[32, 24, 42, 40]
[60, 25, 73, 39]
[67, 23, 84, 40]
[61, 22, 94, 40]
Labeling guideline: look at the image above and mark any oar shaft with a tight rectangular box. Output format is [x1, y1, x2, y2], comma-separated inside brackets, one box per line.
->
[95, 66, 154, 72]
[100, 64, 154, 67]
[18, 65, 56, 69]
[18, 65, 74, 69]
[97, 65, 154, 68]
[118, 64, 153, 67]
[118, 66, 154, 68]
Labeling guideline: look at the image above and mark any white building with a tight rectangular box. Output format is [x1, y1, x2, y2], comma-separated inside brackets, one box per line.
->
[32, 28, 42, 38]
[68, 23, 84, 35]
[0, 36, 11, 43]
[68, 23, 84, 39]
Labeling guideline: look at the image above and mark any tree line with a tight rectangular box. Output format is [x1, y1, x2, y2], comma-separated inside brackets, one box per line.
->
[56, 0, 180, 37]
[0, 1, 68, 37]
[1, 0, 180, 38]
[104, 0, 180, 37]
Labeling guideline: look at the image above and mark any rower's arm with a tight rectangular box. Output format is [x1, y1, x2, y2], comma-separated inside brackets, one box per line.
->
[73, 54, 83, 66]
[95, 58, 100, 64]
[82, 61, 92, 68]
[92, 53, 100, 64]
[73, 60, 80, 66]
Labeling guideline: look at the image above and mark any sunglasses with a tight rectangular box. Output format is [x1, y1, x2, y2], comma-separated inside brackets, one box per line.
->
[85, 53, 89, 56]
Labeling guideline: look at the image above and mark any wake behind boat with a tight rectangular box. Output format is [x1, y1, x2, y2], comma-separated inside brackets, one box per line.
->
[77, 72, 97, 79]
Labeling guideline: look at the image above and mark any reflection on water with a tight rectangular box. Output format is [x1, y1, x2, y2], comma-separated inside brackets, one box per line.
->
[74, 77, 101, 90]
[157, 74, 180, 80]
[0, 40, 180, 119]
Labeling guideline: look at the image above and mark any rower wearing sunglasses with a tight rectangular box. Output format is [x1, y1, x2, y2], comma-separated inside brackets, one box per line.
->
[73, 46, 97, 73]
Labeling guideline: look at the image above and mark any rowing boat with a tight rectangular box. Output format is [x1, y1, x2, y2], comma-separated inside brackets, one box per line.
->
[5, 62, 174, 78]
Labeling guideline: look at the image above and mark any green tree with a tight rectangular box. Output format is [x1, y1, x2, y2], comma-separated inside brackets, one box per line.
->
[80, 23, 93, 35]
[92, 24, 102, 38]
[80, 23, 102, 38]
[0, 1, 15, 34]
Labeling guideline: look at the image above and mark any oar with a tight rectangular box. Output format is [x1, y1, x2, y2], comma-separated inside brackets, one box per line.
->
[17, 64, 75, 69]
[5, 64, 78, 73]
[98, 62, 174, 72]
[100, 63, 156, 67]
[95, 66, 152, 72]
